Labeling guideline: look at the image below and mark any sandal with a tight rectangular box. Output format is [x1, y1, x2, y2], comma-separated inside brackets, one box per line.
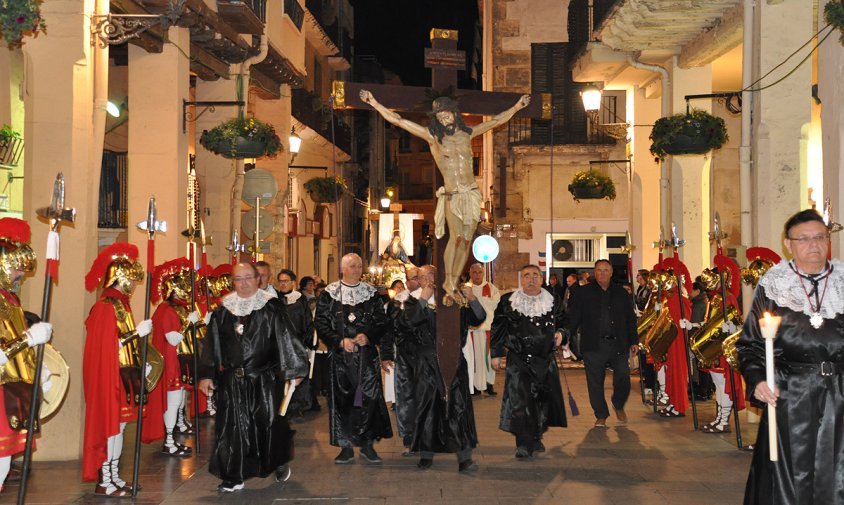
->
[658, 406, 685, 418]
[94, 483, 132, 498]
[702, 423, 731, 433]
[161, 442, 192, 458]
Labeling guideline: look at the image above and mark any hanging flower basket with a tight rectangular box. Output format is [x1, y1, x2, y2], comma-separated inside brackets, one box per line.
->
[0, 125, 23, 167]
[649, 109, 728, 161]
[568, 170, 616, 202]
[825, 1, 844, 46]
[304, 176, 348, 204]
[199, 116, 283, 159]
[0, 0, 47, 49]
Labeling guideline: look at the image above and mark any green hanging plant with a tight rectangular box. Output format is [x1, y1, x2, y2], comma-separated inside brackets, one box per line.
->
[568, 170, 616, 201]
[199, 116, 283, 159]
[825, 1, 844, 46]
[304, 176, 348, 204]
[649, 109, 728, 161]
[0, 0, 47, 49]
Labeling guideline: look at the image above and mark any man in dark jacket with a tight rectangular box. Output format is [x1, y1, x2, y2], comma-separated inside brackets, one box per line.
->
[566, 259, 638, 428]
[383, 265, 484, 472]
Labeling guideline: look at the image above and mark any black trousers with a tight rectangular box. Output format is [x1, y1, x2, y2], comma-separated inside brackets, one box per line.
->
[582, 338, 631, 419]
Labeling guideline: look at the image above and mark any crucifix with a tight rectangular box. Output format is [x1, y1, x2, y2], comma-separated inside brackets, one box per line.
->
[333, 28, 547, 397]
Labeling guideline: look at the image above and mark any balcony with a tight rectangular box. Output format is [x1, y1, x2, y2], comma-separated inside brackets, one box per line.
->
[216, 0, 265, 35]
[291, 88, 352, 155]
[508, 95, 618, 146]
[304, 0, 353, 62]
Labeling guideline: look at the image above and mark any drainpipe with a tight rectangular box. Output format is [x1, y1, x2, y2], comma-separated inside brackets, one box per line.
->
[739, 0, 754, 313]
[229, 35, 269, 254]
[626, 54, 671, 231]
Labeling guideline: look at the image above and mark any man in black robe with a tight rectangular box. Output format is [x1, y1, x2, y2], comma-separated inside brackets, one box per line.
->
[491, 264, 567, 458]
[314, 253, 392, 464]
[277, 268, 318, 414]
[382, 265, 484, 471]
[198, 263, 308, 493]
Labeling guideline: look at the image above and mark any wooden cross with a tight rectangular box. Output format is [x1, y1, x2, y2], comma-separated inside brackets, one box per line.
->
[333, 28, 545, 398]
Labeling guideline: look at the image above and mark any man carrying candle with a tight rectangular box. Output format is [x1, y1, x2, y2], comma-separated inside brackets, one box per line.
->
[737, 209, 844, 504]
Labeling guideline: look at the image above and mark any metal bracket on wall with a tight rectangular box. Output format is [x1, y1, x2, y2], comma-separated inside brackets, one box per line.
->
[182, 100, 245, 133]
[590, 159, 632, 178]
[91, 0, 187, 47]
[684, 92, 742, 115]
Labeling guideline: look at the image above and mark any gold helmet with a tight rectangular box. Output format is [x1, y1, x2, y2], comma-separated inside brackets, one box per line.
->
[741, 247, 782, 288]
[152, 257, 192, 303]
[208, 263, 233, 298]
[0, 218, 36, 291]
[699, 267, 725, 292]
[85, 242, 144, 293]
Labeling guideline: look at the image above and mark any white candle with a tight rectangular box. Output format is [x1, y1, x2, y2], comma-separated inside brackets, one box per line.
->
[759, 311, 781, 462]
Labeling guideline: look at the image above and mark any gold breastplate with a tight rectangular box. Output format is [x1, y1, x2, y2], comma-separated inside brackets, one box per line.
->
[0, 296, 35, 385]
[171, 302, 206, 356]
[107, 297, 163, 392]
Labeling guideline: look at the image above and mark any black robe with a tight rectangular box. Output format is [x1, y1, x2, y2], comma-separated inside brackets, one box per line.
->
[314, 282, 393, 447]
[382, 296, 419, 441]
[281, 290, 316, 414]
[491, 292, 567, 439]
[199, 293, 308, 484]
[737, 261, 844, 505]
[385, 293, 484, 453]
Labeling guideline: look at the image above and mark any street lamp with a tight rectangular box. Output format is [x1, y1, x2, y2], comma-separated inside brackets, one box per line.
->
[380, 195, 391, 209]
[289, 126, 302, 163]
[580, 84, 602, 125]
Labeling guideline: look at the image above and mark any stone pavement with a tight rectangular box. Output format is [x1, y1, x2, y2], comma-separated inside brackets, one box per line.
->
[1, 366, 755, 504]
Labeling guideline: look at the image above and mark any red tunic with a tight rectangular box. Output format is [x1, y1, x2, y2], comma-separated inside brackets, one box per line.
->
[82, 288, 139, 482]
[142, 301, 183, 443]
[655, 292, 690, 414]
[697, 292, 746, 410]
[0, 289, 30, 458]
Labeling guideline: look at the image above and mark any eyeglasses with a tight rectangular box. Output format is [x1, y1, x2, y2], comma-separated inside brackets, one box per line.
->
[787, 235, 829, 245]
[233, 276, 256, 283]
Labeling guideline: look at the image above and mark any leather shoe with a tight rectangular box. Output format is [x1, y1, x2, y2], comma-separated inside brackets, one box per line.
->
[275, 465, 291, 482]
[485, 384, 497, 396]
[458, 459, 479, 473]
[515, 446, 532, 458]
[334, 447, 354, 464]
[359, 445, 383, 464]
[614, 408, 628, 425]
[417, 458, 433, 470]
[532, 440, 546, 453]
[594, 418, 608, 428]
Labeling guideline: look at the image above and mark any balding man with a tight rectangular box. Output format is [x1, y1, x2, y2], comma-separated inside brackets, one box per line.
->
[465, 263, 500, 395]
[314, 254, 392, 464]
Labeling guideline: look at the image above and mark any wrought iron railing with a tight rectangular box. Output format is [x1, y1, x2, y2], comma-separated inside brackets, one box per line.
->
[508, 95, 618, 146]
[98, 151, 128, 228]
[567, 0, 622, 61]
[291, 88, 352, 155]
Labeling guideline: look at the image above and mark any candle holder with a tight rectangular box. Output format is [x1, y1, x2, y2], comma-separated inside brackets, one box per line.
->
[759, 311, 781, 462]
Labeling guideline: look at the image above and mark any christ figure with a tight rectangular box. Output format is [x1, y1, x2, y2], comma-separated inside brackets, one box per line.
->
[360, 90, 530, 303]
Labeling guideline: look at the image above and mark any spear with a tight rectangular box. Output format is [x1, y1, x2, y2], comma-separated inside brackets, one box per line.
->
[129, 196, 166, 497]
[710, 212, 743, 449]
[17, 174, 76, 505]
[669, 223, 699, 430]
[182, 208, 201, 454]
[226, 230, 245, 266]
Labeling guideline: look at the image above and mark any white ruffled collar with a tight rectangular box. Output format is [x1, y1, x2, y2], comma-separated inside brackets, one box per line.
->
[221, 289, 275, 317]
[758, 259, 844, 320]
[509, 288, 554, 317]
[282, 290, 302, 305]
[325, 281, 377, 305]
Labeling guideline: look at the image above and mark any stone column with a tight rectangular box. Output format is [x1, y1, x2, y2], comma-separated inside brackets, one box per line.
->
[630, 85, 661, 271]
[127, 27, 191, 315]
[751, 0, 813, 252]
[819, 0, 844, 257]
[19, 0, 99, 460]
[669, 60, 712, 275]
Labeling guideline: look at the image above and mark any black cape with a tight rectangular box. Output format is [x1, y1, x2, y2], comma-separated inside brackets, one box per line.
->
[314, 283, 393, 446]
[199, 294, 308, 483]
[385, 293, 484, 453]
[281, 290, 316, 414]
[491, 292, 567, 437]
[738, 282, 844, 505]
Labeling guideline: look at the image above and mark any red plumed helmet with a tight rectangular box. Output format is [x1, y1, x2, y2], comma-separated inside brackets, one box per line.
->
[85, 242, 142, 292]
[713, 253, 741, 298]
[0, 218, 31, 247]
[746, 247, 782, 265]
[151, 257, 192, 304]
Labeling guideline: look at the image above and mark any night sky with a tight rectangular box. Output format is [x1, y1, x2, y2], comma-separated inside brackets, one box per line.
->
[351, 0, 480, 87]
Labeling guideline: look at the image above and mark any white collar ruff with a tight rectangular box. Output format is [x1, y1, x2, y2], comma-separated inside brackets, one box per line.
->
[325, 281, 377, 305]
[758, 259, 844, 320]
[222, 289, 275, 317]
[283, 290, 302, 304]
[509, 288, 554, 317]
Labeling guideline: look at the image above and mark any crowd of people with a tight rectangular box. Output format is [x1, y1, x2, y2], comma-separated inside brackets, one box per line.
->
[0, 209, 836, 504]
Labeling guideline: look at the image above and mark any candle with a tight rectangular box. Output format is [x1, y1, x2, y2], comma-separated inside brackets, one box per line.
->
[759, 311, 781, 461]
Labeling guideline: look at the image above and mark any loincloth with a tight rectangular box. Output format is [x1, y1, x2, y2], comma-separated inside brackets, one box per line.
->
[434, 184, 481, 239]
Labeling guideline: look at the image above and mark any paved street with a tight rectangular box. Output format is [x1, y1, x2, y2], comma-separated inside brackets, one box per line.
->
[2, 365, 754, 504]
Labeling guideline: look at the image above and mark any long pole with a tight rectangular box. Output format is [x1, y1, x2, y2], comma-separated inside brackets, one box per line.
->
[189, 243, 201, 453]
[718, 270, 743, 448]
[18, 174, 75, 505]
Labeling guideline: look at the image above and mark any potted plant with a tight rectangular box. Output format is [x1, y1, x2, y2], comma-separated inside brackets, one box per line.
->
[199, 116, 283, 159]
[0, 124, 23, 167]
[649, 109, 728, 160]
[0, 0, 47, 49]
[304, 176, 348, 204]
[826, 0, 844, 46]
[568, 170, 616, 201]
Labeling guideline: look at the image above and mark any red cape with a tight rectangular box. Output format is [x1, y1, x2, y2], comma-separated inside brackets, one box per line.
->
[142, 302, 184, 443]
[656, 292, 690, 414]
[82, 288, 139, 482]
